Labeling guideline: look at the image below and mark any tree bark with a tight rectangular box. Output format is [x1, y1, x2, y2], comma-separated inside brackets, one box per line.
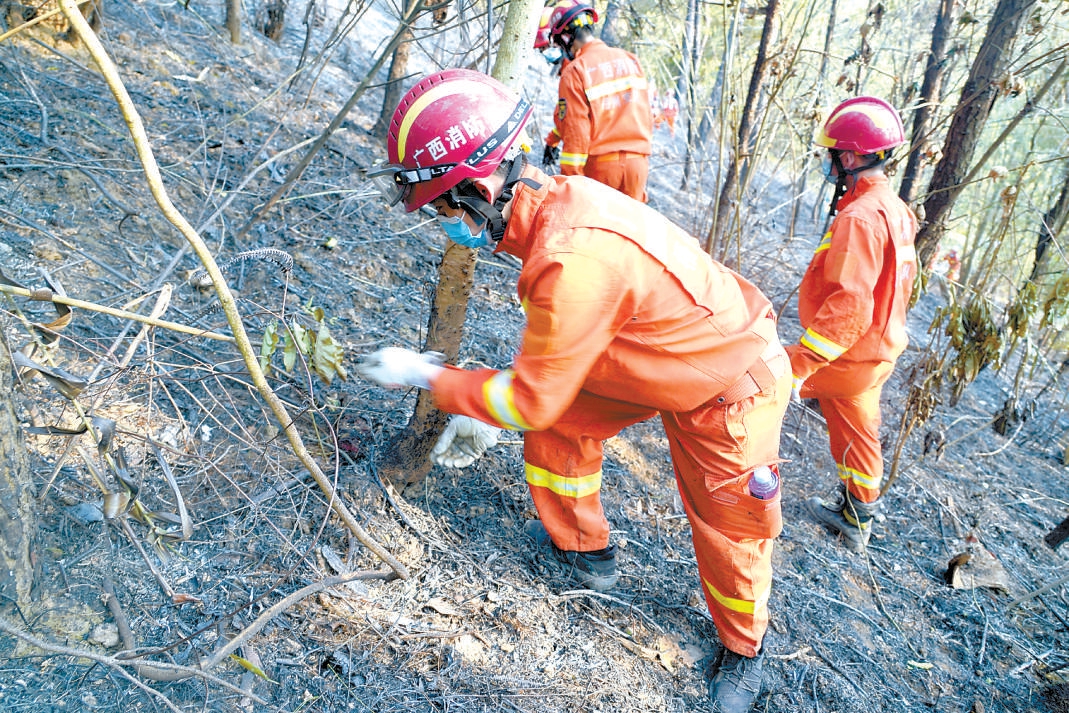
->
[915, 0, 1038, 269]
[682, 4, 739, 190]
[898, 0, 955, 205]
[0, 337, 35, 609]
[380, 0, 544, 491]
[705, 0, 781, 260]
[372, 0, 418, 139]
[261, 0, 287, 41]
[598, 0, 624, 48]
[815, 0, 838, 106]
[226, 0, 241, 43]
[1029, 165, 1069, 282]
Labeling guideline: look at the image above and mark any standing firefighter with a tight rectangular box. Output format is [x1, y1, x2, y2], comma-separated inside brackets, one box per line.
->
[544, 0, 653, 201]
[534, 2, 568, 171]
[361, 70, 791, 713]
[790, 97, 918, 553]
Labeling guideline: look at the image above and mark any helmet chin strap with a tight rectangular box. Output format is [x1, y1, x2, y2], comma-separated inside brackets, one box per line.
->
[826, 149, 889, 219]
[451, 154, 542, 242]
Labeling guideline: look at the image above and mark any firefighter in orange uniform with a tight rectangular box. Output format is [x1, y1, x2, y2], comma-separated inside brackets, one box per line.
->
[544, 0, 652, 201]
[790, 97, 918, 553]
[534, 2, 569, 171]
[361, 70, 790, 713]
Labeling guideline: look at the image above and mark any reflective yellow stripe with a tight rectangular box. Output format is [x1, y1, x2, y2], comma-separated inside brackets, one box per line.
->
[702, 577, 769, 616]
[836, 463, 881, 492]
[525, 463, 602, 499]
[898, 243, 917, 264]
[843, 508, 873, 529]
[800, 327, 847, 361]
[559, 151, 587, 168]
[396, 79, 487, 162]
[483, 369, 533, 431]
[585, 75, 648, 102]
[814, 230, 833, 254]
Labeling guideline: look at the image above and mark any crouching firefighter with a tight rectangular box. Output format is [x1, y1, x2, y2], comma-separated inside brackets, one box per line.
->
[359, 69, 791, 713]
[789, 96, 918, 553]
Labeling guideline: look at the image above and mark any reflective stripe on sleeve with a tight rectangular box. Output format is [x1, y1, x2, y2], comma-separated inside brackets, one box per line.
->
[584, 75, 648, 102]
[800, 327, 847, 361]
[559, 151, 587, 168]
[483, 369, 534, 431]
[898, 243, 917, 264]
[814, 230, 833, 254]
[702, 577, 770, 616]
[525, 463, 602, 499]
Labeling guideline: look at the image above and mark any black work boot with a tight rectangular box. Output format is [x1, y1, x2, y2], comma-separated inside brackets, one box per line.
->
[806, 488, 877, 553]
[524, 520, 619, 592]
[709, 646, 765, 713]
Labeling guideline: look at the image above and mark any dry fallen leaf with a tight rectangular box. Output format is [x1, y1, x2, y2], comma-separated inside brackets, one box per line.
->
[424, 597, 463, 617]
[946, 531, 1010, 593]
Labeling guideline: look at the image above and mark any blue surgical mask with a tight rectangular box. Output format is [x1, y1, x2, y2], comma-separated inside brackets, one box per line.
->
[542, 47, 563, 65]
[436, 213, 492, 248]
[820, 153, 837, 184]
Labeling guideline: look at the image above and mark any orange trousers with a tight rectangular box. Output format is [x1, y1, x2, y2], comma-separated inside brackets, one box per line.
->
[523, 369, 790, 657]
[799, 360, 894, 504]
[583, 152, 649, 202]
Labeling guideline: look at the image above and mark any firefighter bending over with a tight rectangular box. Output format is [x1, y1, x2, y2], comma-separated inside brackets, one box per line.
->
[361, 70, 790, 713]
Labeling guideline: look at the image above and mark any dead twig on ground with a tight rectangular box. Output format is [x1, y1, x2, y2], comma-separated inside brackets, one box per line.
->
[59, 0, 408, 579]
[0, 614, 266, 711]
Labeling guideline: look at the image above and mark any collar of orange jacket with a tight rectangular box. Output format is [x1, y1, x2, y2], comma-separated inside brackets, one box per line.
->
[571, 38, 606, 61]
[838, 173, 889, 212]
[495, 164, 553, 261]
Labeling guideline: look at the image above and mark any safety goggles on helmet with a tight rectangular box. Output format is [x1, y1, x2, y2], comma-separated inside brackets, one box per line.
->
[367, 163, 455, 207]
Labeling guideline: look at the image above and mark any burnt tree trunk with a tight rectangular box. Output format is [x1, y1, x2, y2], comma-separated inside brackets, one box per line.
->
[915, 0, 1038, 269]
[379, 0, 543, 492]
[682, 4, 740, 190]
[898, 0, 955, 206]
[372, 0, 418, 139]
[598, 0, 625, 48]
[705, 0, 780, 261]
[1029, 165, 1069, 282]
[379, 243, 477, 490]
[0, 338, 35, 609]
[262, 0, 287, 41]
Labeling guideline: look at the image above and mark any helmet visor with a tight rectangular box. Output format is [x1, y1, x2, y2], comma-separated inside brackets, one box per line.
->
[366, 162, 456, 207]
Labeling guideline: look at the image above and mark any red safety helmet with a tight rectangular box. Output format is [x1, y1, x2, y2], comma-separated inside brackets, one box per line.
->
[549, 0, 598, 40]
[534, 5, 555, 50]
[814, 96, 905, 155]
[370, 69, 533, 212]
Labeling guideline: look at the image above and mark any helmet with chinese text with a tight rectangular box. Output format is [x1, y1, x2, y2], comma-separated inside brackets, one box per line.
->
[381, 69, 532, 212]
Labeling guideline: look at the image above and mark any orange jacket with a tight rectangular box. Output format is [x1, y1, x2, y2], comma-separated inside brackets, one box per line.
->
[790, 174, 918, 381]
[545, 60, 571, 149]
[555, 40, 652, 175]
[431, 168, 782, 431]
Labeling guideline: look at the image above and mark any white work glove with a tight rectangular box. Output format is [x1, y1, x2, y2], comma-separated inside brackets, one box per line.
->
[356, 348, 444, 389]
[791, 375, 804, 403]
[430, 416, 501, 468]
